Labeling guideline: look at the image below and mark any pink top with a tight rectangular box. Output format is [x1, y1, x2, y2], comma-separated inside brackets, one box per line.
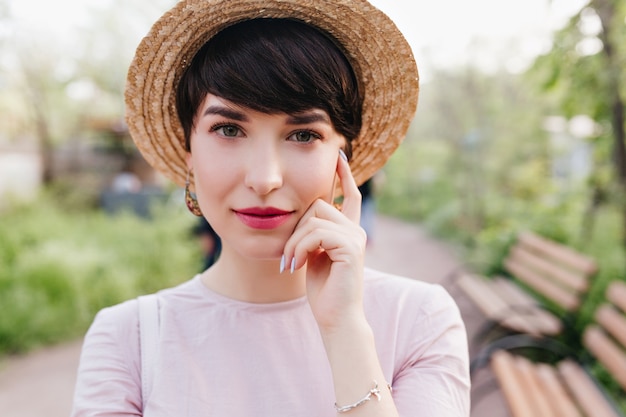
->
[71, 268, 470, 416]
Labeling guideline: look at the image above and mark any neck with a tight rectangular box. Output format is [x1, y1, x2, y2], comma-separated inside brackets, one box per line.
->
[200, 244, 306, 303]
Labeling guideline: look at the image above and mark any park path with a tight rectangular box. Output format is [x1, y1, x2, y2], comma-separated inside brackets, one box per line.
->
[0, 215, 508, 417]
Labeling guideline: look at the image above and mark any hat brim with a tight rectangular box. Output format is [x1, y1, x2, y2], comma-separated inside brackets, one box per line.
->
[125, 0, 419, 190]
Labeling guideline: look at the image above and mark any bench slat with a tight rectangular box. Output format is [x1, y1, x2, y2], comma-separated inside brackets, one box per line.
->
[492, 278, 562, 335]
[491, 352, 621, 417]
[492, 275, 538, 306]
[595, 305, 626, 350]
[458, 232, 596, 342]
[557, 359, 621, 417]
[505, 258, 580, 311]
[482, 279, 625, 417]
[583, 326, 626, 391]
[457, 274, 543, 336]
[535, 363, 582, 417]
[508, 245, 588, 292]
[491, 350, 537, 417]
[606, 281, 626, 314]
[517, 231, 598, 275]
[515, 356, 560, 417]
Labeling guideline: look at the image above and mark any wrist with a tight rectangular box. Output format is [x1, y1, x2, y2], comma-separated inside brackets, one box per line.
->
[318, 311, 372, 343]
[320, 319, 396, 415]
[319, 315, 376, 368]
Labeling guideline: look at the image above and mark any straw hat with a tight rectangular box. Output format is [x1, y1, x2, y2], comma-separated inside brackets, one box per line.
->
[125, 0, 419, 189]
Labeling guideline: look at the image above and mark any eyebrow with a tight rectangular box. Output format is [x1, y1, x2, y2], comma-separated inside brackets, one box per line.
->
[202, 105, 249, 122]
[286, 112, 331, 125]
[202, 105, 330, 125]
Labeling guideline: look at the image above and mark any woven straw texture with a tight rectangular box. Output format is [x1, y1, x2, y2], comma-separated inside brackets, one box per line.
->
[125, 0, 419, 189]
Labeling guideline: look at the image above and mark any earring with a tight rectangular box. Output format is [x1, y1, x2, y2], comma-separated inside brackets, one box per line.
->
[185, 170, 203, 217]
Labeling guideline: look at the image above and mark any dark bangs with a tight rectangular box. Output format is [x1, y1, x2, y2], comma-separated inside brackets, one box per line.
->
[176, 18, 362, 156]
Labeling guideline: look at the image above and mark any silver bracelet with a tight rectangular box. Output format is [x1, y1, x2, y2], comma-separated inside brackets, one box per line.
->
[334, 380, 390, 413]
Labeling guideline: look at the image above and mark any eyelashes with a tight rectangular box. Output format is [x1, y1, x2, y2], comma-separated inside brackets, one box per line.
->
[209, 123, 243, 138]
[208, 123, 324, 144]
[288, 130, 322, 143]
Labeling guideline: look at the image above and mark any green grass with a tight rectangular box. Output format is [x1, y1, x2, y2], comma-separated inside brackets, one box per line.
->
[0, 191, 200, 356]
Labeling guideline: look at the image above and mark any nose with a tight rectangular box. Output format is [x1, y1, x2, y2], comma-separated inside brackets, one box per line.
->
[244, 142, 284, 195]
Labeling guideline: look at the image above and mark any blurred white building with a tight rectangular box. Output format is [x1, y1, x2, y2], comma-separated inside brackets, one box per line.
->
[0, 144, 41, 207]
[543, 115, 595, 185]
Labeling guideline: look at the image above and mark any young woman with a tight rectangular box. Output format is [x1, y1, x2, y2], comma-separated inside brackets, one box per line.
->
[71, 1, 470, 416]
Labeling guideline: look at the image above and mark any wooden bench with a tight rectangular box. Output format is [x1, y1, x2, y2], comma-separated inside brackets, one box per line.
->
[457, 231, 598, 339]
[486, 280, 626, 417]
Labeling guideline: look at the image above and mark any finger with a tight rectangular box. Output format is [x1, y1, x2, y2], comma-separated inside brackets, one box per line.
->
[292, 195, 348, 240]
[290, 226, 360, 271]
[336, 150, 361, 224]
[283, 214, 345, 266]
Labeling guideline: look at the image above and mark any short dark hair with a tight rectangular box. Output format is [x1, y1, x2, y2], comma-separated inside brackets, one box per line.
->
[176, 18, 362, 159]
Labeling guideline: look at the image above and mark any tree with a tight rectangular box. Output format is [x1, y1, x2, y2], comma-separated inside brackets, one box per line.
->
[0, 0, 175, 185]
[594, 0, 626, 185]
[528, 0, 626, 246]
[383, 63, 554, 245]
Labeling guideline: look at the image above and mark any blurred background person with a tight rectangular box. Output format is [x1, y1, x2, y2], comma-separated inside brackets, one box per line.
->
[359, 177, 375, 245]
[192, 216, 222, 270]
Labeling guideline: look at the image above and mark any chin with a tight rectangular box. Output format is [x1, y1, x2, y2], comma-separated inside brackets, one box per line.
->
[235, 236, 285, 260]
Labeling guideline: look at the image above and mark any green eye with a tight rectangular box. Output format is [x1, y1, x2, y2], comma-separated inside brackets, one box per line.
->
[210, 123, 242, 137]
[290, 130, 320, 143]
[221, 126, 240, 137]
[295, 131, 312, 142]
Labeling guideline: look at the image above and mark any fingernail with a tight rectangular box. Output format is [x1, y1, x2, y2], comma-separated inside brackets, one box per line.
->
[290, 257, 296, 274]
[339, 149, 348, 161]
[280, 254, 285, 274]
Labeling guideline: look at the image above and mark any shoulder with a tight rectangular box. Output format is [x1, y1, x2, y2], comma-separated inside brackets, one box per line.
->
[86, 277, 199, 340]
[88, 298, 139, 339]
[363, 268, 469, 391]
[363, 267, 456, 313]
[362, 268, 465, 347]
[362, 271, 471, 415]
[80, 298, 141, 380]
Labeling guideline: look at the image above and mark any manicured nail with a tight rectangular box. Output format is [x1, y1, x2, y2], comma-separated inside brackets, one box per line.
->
[290, 257, 296, 274]
[280, 254, 285, 274]
[339, 149, 348, 161]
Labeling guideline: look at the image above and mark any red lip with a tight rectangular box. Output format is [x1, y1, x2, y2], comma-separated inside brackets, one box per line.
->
[233, 207, 294, 230]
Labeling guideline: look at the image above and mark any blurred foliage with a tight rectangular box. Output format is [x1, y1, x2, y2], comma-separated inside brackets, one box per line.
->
[529, 0, 626, 244]
[377, 2, 626, 408]
[0, 189, 199, 356]
[0, 0, 176, 183]
[379, 81, 626, 411]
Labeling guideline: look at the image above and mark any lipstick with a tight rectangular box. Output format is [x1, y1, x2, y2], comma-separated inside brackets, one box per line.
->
[233, 207, 294, 230]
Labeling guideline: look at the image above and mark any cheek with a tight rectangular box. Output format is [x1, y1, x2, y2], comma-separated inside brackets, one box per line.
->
[190, 148, 235, 198]
[289, 154, 337, 199]
[195, 156, 230, 178]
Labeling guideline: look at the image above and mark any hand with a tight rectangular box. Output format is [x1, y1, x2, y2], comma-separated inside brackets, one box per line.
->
[282, 151, 367, 331]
